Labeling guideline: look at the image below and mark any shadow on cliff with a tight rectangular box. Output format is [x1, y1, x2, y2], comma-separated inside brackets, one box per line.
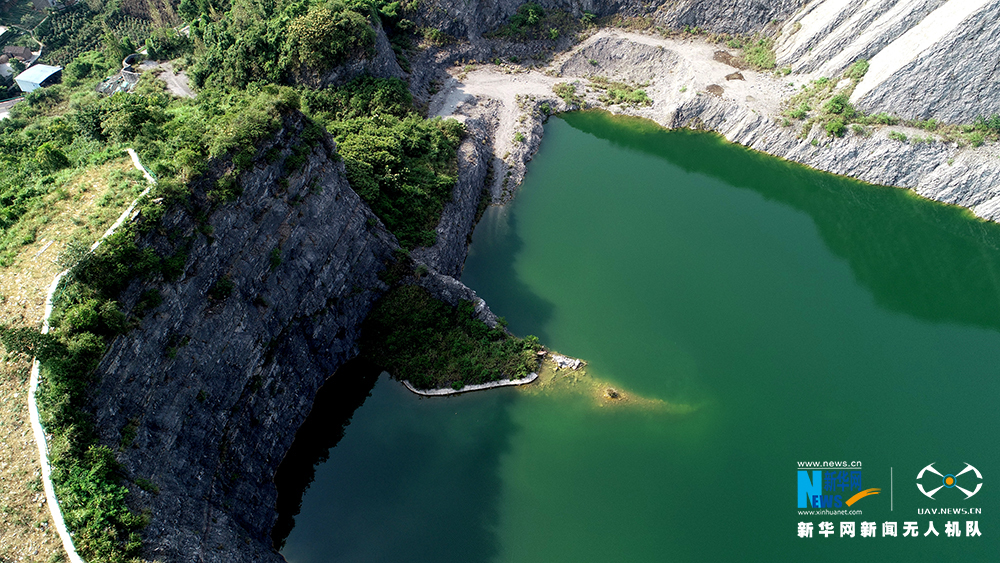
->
[563, 110, 1000, 334]
[273, 360, 519, 563]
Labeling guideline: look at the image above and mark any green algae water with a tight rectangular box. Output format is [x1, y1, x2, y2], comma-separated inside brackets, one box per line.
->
[281, 111, 999, 562]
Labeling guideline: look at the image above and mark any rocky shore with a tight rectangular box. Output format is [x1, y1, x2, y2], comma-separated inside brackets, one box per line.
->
[429, 28, 1000, 220]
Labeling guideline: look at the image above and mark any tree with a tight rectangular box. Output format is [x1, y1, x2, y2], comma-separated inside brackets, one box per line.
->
[36, 141, 71, 171]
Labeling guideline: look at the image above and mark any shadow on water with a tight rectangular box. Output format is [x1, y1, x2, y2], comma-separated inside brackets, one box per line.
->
[463, 196, 556, 344]
[271, 357, 381, 549]
[562, 110, 1000, 332]
[274, 363, 520, 563]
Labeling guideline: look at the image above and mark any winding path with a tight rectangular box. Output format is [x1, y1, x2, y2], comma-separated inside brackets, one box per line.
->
[28, 149, 155, 563]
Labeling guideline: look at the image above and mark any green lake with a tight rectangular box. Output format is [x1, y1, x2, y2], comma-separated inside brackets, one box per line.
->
[280, 111, 998, 562]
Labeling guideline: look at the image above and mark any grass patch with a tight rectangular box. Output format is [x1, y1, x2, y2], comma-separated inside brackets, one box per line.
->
[741, 36, 776, 70]
[487, 2, 584, 42]
[589, 76, 651, 107]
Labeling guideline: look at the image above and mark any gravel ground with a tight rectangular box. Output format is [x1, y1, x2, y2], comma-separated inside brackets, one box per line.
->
[430, 29, 802, 201]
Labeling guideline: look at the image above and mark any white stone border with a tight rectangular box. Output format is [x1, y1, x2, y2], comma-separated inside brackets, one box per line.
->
[28, 149, 155, 563]
[402, 372, 538, 396]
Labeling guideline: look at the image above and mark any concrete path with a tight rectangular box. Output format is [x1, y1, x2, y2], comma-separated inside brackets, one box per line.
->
[29, 149, 155, 563]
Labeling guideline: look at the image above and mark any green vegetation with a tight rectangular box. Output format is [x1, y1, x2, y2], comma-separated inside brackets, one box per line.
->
[360, 285, 542, 389]
[844, 59, 870, 81]
[553, 82, 583, 106]
[789, 102, 809, 120]
[269, 247, 283, 271]
[188, 0, 381, 88]
[309, 77, 463, 248]
[824, 117, 846, 138]
[32, 4, 157, 67]
[823, 94, 855, 119]
[741, 36, 776, 70]
[488, 1, 584, 42]
[721, 34, 776, 70]
[589, 76, 651, 107]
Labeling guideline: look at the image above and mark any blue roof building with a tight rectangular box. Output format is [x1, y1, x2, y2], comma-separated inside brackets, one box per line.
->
[15, 64, 62, 93]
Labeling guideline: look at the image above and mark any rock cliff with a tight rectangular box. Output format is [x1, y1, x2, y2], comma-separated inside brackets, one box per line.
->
[414, 0, 804, 41]
[90, 113, 394, 562]
[86, 110, 495, 561]
[776, 0, 1000, 122]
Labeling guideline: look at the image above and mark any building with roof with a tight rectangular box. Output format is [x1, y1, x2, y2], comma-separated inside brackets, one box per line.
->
[14, 64, 62, 93]
[3, 46, 33, 62]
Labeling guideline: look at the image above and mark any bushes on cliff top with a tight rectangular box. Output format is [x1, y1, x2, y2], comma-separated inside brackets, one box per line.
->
[331, 114, 463, 248]
[188, 0, 378, 88]
[488, 2, 582, 41]
[305, 77, 464, 249]
[361, 285, 542, 389]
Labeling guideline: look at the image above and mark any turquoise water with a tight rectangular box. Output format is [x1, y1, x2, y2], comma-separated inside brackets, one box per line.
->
[282, 111, 998, 562]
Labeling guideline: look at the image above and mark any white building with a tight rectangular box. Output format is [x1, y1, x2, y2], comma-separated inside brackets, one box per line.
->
[14, 64, 62, 93]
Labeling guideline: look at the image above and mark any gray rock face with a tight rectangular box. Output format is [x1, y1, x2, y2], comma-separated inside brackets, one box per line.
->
[776, 0, 947, 76]
[854, 5, 1000, 122]
[411, 113, 492, 277]
[666, 95, 1000, 218]
[776, 0, 1000, 123]
[86, 102, 498, 560]
[414, 0, 803, 41]
[559, 36, 683, 78]
[305, 24, 404, 87]
[90, 114, 399, 562]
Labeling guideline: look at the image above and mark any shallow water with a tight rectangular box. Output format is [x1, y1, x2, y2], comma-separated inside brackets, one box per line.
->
[282, 111, 998, 562]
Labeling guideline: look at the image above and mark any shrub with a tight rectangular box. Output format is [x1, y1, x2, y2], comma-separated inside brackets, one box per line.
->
[888, 131, 908, 142]
[590, 77, 651, 107]
[825, 118, 846, 137]
[269, 247, 282, 271]
[871, 112, 899, 125]
[974, 114, 1000, 134]
[510, 2, 545, 30]
[553, 82, 581, 106]
[330, 111, 463, 249]
[844, 59, 869, 81]
[742, 37, 776, 70]
[208, 276, 234, 300]
[823, 94, 854, 118]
